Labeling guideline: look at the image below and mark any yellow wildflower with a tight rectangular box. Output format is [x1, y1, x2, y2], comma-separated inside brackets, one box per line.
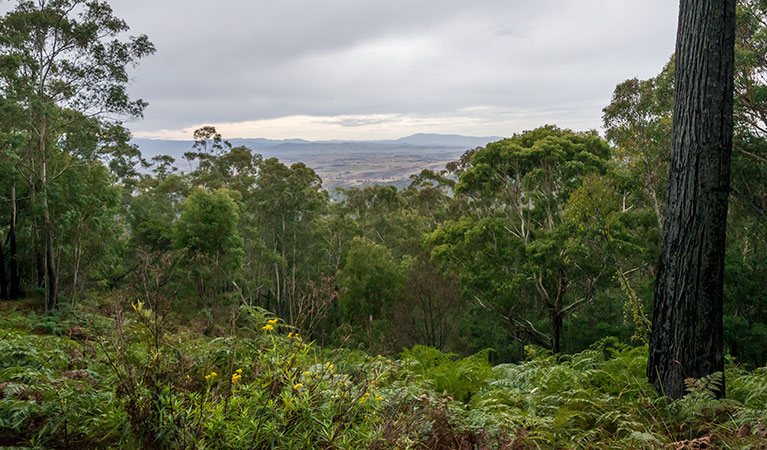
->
[293, 383, 303, 389]
[236, 368, 242, 374]
[386, 359, 392, 363]
[303, 371, 311, 376]
[262, 324, 274, 331]
[268, 318, 278, 324]
[205, 371, 217, 380]
[231, 373, 242, 383]
[287, 332, 293, 338]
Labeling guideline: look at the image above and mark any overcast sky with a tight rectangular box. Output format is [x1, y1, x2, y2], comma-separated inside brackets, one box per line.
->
[106, 0, 678, 140]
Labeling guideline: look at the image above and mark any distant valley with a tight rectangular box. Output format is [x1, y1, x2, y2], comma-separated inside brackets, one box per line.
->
[132, 133, 502, 190]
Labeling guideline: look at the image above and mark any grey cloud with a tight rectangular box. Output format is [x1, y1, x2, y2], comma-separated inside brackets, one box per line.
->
[107, 0, 678, 135]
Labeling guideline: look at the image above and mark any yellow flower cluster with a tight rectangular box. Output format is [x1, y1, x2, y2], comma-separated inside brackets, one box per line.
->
[262, 324, 274, 331]
[205, 371, 217, 380]
[231, 370, 242, 384]
[268, 318, 278, 324]
[359, 391, 384, 403]
[293, 383, 303, 389]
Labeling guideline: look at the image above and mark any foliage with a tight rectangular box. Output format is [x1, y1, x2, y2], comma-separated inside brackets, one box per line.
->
[173, 188, 244, 326]
[1, 304, 765, 449]
[336, 237, 406, 349]
[430, 126, 626, 355]
[603, 0, 767, 368]
[0, 0, 766, 446]
[0, 0, 156, 306]
[399, 345, 493, 403]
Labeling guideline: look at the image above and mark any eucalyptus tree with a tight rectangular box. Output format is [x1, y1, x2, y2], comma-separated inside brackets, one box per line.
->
[53, 160, 121, 304]
[341, 184, 433, 261]
[337, 236, 405, 349]
[0, 0, 154, 307]
[648, 0, 736, 399]
[604, 0, 767, 370]
[0, 105, 21, 299]
[183, 126, 261, 194]
[174, 188, 244, 326]
[252, 158, 328, 325]
[430, 126, 613, 354]
[602, 60, 674, 229]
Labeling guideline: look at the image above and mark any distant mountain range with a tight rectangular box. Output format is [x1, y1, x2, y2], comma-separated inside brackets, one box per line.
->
[384, 133, 503, 148]
[131, 133, 502, 160]
[130, 133, 503, 190]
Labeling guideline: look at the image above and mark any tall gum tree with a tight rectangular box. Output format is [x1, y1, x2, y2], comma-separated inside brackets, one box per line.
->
[0, 0, 154, 307]
[430, 127, 613, 355]
[647, 0, 736, 399]
[604, 0, 767, 368]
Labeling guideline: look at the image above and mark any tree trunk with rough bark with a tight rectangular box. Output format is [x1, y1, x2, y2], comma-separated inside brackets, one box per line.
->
[551, 310, 562, 354]
[0, 239, 7, 300]
[40, 126, 58, 309]
[71, 223, 82, 306]
[29, 182, 45, 288]
[10, 183, 20, 299]
[647, 0, 736, 400]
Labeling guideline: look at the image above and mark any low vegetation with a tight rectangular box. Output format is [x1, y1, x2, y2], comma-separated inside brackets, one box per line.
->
[1, 299, 765, 449]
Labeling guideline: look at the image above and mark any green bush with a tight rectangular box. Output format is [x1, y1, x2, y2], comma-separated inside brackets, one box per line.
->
[1, 303, 766, 449]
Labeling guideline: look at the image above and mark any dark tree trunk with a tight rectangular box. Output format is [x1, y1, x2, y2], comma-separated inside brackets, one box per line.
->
[10, 183, 20, 299]
[0, 239, 7, 299]
[30, 182, 45, 288]
[39, 124, 58, 309]
[34, 237, 45, 287]
[550, 268, 567, 354]
[45, 223, 57, 307]
[647, 0, 736, 400]
[551, 311, 562, 354]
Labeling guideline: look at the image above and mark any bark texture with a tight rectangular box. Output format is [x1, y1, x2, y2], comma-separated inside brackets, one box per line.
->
[0, 240, 7, 300]
[647, 0, 736, 399]
[10, 183, 20, 299]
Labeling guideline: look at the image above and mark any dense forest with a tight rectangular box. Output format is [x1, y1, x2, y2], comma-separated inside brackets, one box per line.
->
[1, 0, 766, 448]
